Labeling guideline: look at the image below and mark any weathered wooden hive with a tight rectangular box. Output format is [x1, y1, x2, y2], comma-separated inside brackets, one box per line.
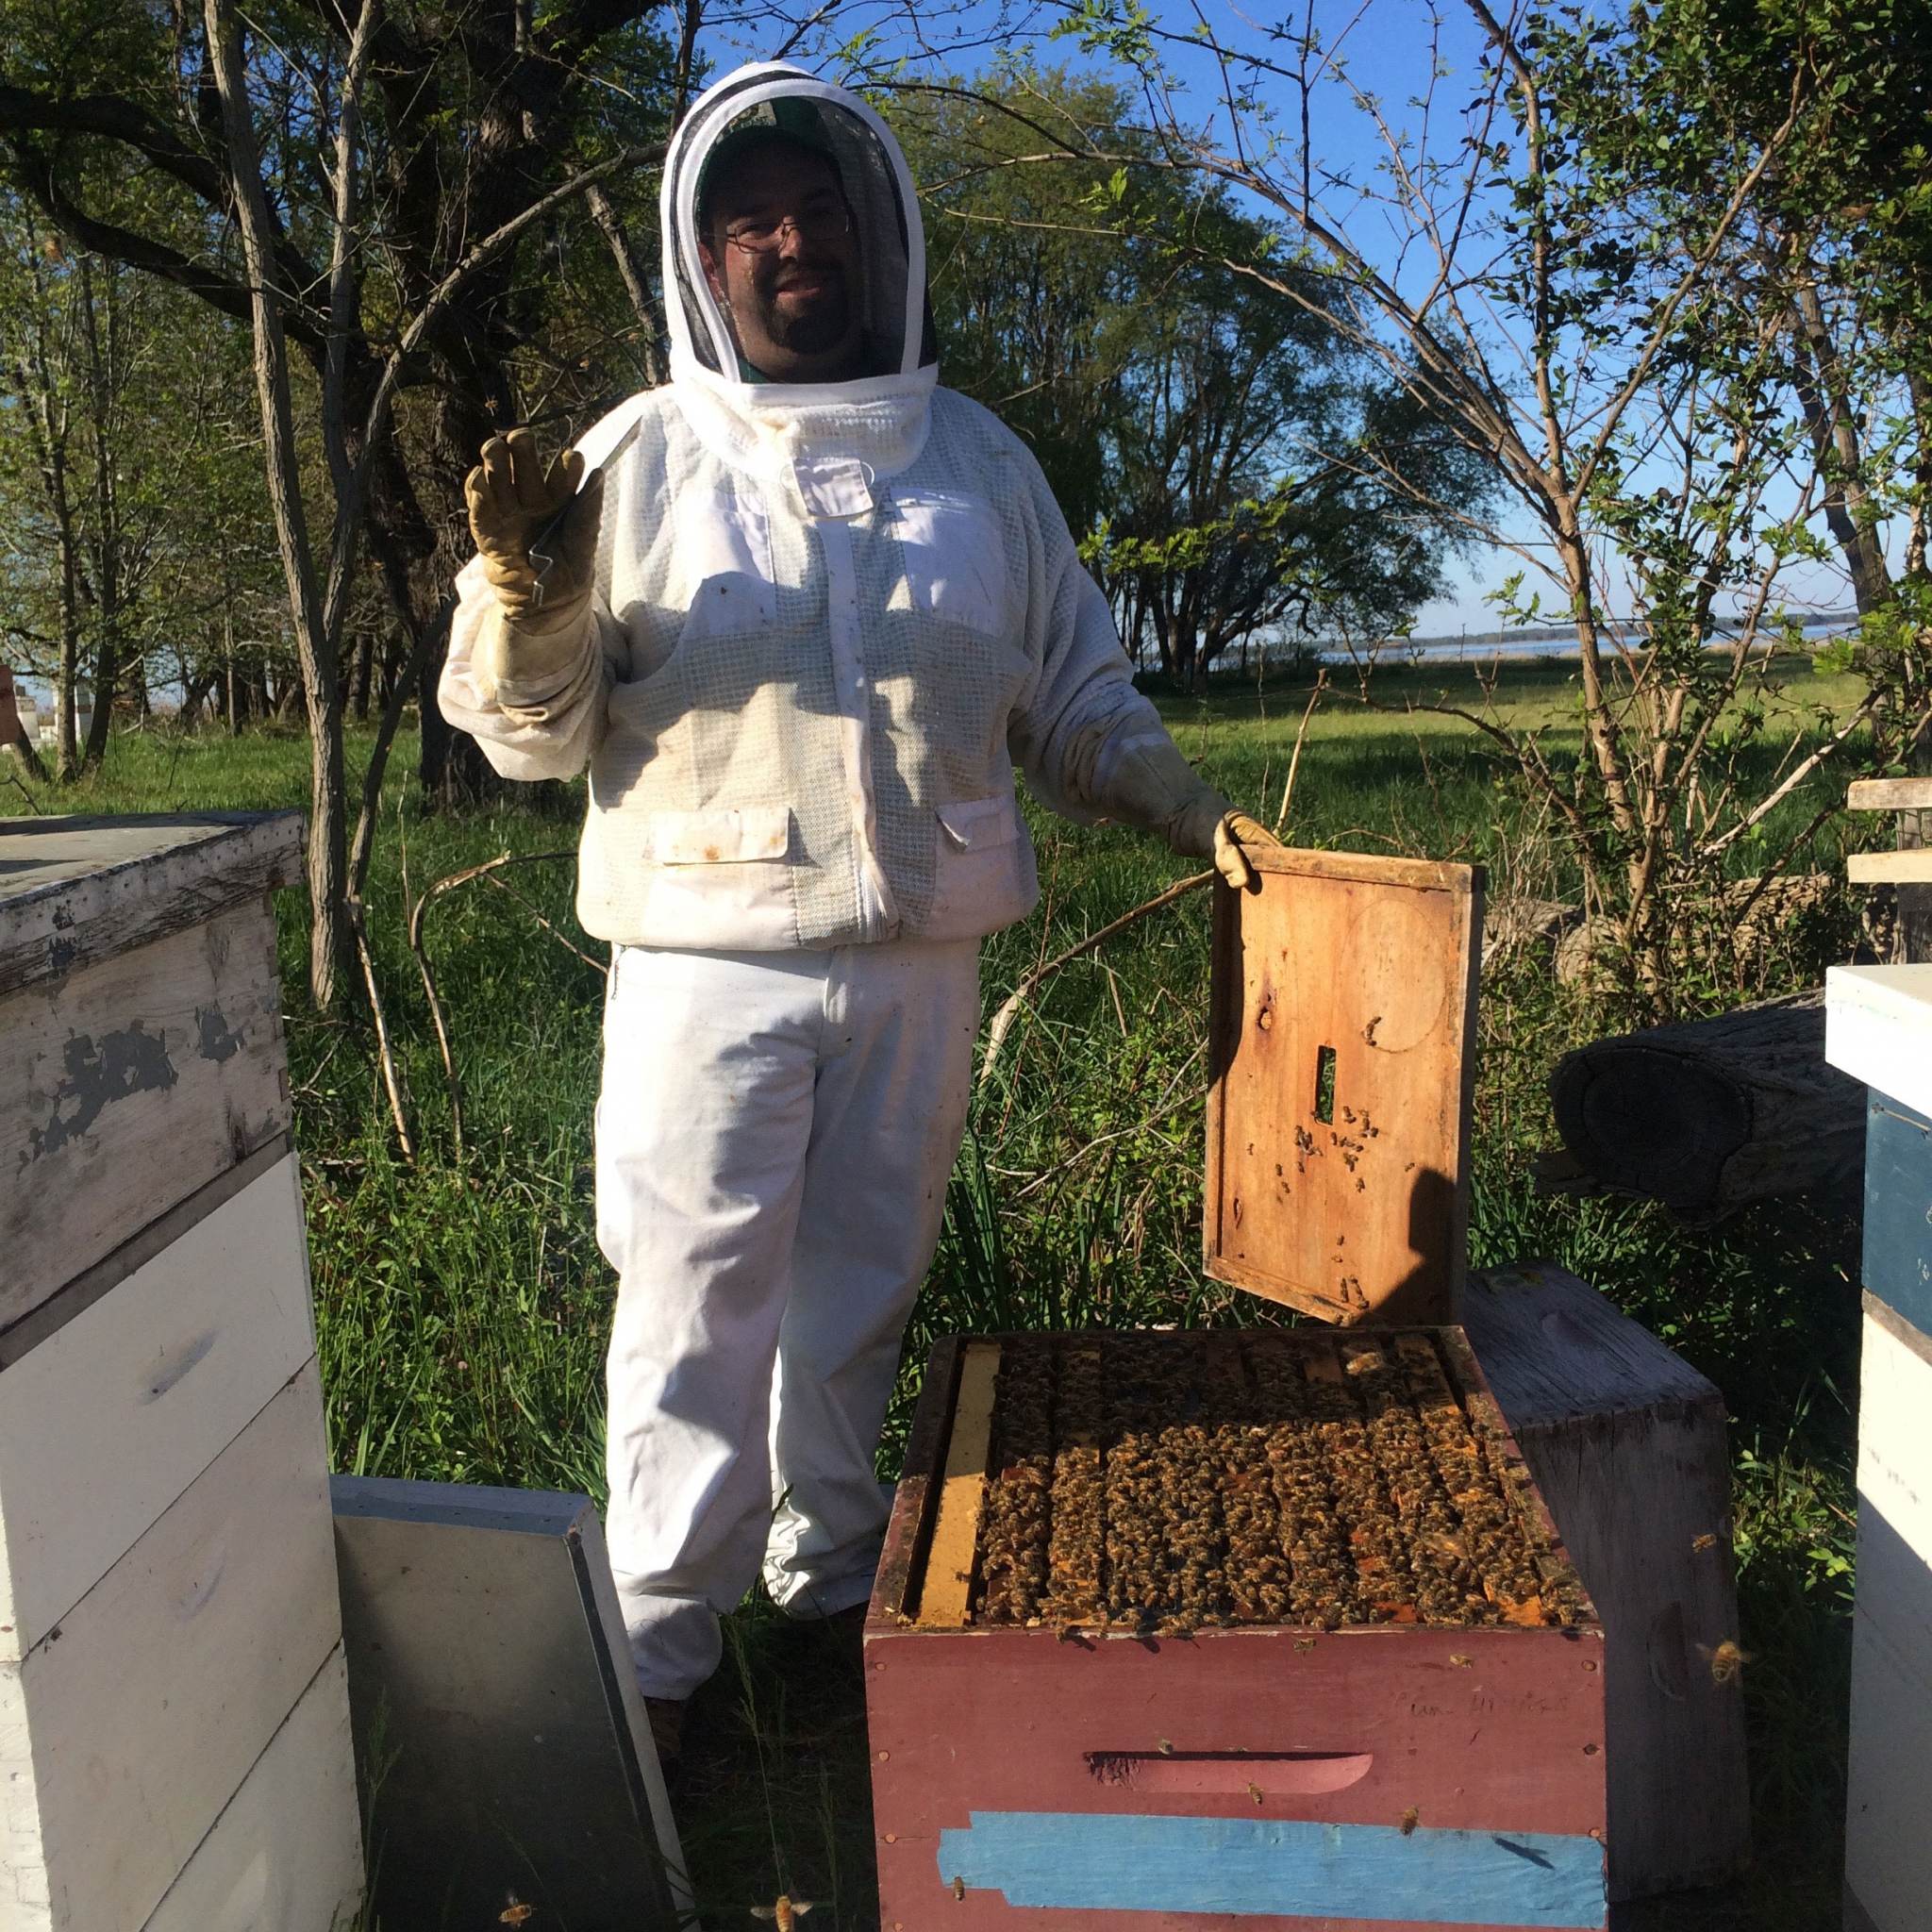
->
[0, 812, 362, 1932]
[868, 1327, 1607, 1930]
[1825, 965, 1932, 1932]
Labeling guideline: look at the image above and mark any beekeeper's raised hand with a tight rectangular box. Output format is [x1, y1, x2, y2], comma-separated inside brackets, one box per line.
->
[465, 426, 605, 626]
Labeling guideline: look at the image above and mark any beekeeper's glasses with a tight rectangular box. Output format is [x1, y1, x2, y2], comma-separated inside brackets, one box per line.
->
[724, 198, 853, 255]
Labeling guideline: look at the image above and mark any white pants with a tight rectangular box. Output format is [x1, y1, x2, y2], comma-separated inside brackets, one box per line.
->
[596, 937, 979, 1699]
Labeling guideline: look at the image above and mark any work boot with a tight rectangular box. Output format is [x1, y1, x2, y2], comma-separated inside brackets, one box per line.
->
[643, 1695, 686, 1773]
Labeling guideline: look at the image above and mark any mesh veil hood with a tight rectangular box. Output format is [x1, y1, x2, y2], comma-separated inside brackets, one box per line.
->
[660, 64, 938, 384]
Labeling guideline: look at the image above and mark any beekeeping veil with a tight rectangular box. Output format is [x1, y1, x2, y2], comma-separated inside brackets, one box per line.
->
[660, 64, 938, 386]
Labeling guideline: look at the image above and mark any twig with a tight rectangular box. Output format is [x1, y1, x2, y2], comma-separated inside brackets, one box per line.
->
[352, 909, 415, 1163]
[479, 870, 606, 969]
[979, 869, 1213, 1089]
[2, 760, 44, 810]
[1697, 690, 1900, 858]
[407, 849, 579, 1158]
[1274, 672, 1327, 834]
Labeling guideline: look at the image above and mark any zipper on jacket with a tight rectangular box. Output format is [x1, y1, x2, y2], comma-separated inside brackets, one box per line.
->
[816, 515, 900, 941]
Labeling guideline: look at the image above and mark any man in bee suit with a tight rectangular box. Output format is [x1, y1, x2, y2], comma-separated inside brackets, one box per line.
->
[440, 62, 1274, 1742]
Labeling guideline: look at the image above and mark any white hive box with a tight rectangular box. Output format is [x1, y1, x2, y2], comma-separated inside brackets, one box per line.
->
[1824, 965, 1932, 1932]
[0, 813, 362, 1932]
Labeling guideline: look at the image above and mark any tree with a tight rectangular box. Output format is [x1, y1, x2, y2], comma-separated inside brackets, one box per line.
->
[2, 0, 684, 1006]
[895, 72, 1485, 688]
[1, 0, 685, 803]
[1027, 0, 1930, 1008]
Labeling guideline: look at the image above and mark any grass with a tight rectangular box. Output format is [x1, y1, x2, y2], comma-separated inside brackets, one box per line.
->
[4, 653, 1871, 1929]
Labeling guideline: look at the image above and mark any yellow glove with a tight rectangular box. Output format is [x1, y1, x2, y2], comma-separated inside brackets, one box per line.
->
[1211, 808, 1279, 892]
[464, 427, 605, 626]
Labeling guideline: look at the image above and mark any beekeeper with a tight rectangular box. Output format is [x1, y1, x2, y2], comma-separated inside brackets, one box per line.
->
[440, 62, 1274, 1745]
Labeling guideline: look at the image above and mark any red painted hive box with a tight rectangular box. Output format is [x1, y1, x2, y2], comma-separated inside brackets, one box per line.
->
[865, 1326, 1607, 1932]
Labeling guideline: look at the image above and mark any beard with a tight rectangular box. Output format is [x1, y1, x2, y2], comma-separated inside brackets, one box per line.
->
[752, 257, 855, 355]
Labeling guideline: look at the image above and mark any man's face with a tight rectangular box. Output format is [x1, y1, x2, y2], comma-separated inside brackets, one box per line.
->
[699, 142, 865, 383]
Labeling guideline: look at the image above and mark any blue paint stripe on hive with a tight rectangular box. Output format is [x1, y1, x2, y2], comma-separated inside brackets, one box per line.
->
[937, 1811, 1607, 1926]
[1863, 1094, 1932, 1340]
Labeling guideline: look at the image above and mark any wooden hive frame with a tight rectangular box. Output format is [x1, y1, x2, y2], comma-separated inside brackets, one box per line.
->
[1205, 847, 1484, 1326]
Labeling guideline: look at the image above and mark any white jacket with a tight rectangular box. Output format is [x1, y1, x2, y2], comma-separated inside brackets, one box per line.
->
[440, 64, 1187, 952]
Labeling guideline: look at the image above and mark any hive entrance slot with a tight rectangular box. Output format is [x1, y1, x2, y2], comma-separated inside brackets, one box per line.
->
[1086, 1750, 1374, 1796]
[1313, 1044, 1337, 1124]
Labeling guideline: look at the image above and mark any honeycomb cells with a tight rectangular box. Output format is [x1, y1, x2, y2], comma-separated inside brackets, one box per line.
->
[969, 1331, 1581, 1633]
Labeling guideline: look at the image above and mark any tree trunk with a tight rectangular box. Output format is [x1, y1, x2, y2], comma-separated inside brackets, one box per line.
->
[206, 0, 351, 1009]
[1549, 989, 1864, 1223]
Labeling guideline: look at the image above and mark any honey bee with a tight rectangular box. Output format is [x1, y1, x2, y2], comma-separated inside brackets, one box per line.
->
[751, 1898, 815, 1930]
[953, 1874, 968, 1900]
[1399, 1807, 1421, 1837]
[499, 1897, 536, 1927]
[1690, 1532, 1719, 1553]
[1699, 1640, 1753, 1686]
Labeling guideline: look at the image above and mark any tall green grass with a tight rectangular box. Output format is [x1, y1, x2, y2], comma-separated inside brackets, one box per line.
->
[7, 657, 1870, 1928]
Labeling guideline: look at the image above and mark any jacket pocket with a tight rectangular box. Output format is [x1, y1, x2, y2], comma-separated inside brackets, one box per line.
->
[927, 790, 1037, 941]
[671, 486, 778, 642]
[937, 793, 1023, 851]
[646, 805, 793, 864]
[893, 489, 1008, 640]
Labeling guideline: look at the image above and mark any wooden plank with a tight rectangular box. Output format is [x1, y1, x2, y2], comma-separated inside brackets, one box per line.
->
[1241, 844, 1476, 893]
[1825, 964, 1932, 1120]
[1847, 849, 1932, 884]
[1847, 778, 1932, 812]
[869, 1622, 1606, 1932]
[0, 1155, 315, 1658]
[1205, 852, 1483, 1325]
[1844, 1607, 1932, 1932]
[1855, 1299, 1932, 1618]
[140, 1648, 361, 1932]
[1, 903, 290, 1335]
[870, 1336, 964, 1625]
[934, 1810, 1606, 1924]
[1462, 1266, 1749, 1900]
[0, 813, 303, 1000]
[2, 1364, 341, 1932]
[915, 1340, 1001, 1626]
[331, 1476, 686, 1931]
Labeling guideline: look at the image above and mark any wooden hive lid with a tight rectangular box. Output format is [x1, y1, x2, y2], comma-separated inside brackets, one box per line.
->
[1204, 845, 1484, 1326]
[0, 812, 305, 998]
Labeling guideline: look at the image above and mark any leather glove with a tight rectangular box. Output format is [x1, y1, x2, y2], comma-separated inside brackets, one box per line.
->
[464, 426, 605, 628]
[1104, 736, 1279, 891]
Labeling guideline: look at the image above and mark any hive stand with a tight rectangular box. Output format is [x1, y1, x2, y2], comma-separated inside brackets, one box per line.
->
[0, 812, 362, 1932]
[1460, 1263, 1750, 1902]
[1824, 964, 1932, 1932]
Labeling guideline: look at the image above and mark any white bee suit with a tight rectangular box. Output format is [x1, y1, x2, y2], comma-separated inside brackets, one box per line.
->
[440, 63, 1226, 1697]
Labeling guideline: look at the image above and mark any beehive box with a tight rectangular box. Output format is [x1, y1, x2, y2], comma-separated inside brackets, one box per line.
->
[1824, 966, 1932, 1932]
[867, 1327, 1607, 1932]
[1, 813, 361, 1932]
